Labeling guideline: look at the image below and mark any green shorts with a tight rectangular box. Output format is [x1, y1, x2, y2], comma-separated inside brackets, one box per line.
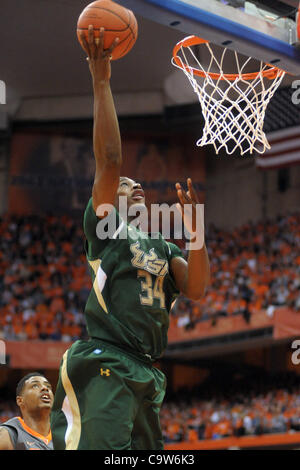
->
[50, 339, 166, 450]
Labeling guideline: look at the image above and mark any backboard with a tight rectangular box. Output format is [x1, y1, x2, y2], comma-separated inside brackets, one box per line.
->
[115, 0, 300, 75]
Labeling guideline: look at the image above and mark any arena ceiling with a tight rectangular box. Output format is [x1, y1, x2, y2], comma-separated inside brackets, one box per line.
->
[0, 0, 185, 120]
[0, 0, 298, 122]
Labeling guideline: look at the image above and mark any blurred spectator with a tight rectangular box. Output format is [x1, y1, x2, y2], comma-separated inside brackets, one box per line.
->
[0, 213, 89, 342]
[171, 212, 300, 329]
[0, 211, 299, 339]
[160, 372, 300, 443]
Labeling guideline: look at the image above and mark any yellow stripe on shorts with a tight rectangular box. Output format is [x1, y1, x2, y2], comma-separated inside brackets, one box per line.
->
[61, 349, 81, 450]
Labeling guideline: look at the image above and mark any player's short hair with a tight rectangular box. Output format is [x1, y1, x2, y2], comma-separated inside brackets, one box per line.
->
[16, 372, 45, 398]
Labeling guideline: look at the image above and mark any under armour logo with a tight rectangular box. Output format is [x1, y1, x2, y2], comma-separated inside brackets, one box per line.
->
[100, 368, 110, 377]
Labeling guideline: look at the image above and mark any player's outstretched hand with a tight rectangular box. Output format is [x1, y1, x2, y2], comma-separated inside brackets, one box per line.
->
[175, 178, 204, 249]
[80, 25, 119, 82]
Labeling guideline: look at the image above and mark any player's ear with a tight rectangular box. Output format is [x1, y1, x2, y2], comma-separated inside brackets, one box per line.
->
[16, 395, 23, 408]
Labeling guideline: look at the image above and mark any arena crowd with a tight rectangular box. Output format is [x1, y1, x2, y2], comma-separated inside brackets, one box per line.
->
[0, 211, 299, 339]
[161, 372, 300, 443]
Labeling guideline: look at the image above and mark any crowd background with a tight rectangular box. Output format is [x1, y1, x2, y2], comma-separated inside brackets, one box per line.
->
[0, 213, 89, 342]
[160, 371, 300, 443]
[171, 212, 300, 330]
[0, 211, 299, 340]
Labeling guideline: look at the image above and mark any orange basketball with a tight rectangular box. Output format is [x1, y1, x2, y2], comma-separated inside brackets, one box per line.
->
[77, 0, 138, 60]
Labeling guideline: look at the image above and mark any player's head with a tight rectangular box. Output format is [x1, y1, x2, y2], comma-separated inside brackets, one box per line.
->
[16, 372, 54, 416]
[115, 177, 146, 214]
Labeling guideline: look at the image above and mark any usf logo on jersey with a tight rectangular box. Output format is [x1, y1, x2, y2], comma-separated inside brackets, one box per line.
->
[130, 241, 168, 277]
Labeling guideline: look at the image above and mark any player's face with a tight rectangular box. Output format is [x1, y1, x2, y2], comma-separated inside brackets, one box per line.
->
[116, 177, 146, 211]
[17, 376, 54, 413]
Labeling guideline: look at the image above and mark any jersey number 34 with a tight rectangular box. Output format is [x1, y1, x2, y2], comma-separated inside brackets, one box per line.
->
[137, 270, 165, 309]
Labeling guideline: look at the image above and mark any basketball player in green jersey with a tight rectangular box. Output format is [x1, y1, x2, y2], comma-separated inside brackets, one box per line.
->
[50, 26, 210, 451]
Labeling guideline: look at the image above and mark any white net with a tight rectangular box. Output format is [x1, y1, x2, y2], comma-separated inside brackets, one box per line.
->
[172, 36, 286, 155]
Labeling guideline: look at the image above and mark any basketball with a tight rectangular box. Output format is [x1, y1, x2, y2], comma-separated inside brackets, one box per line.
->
[77, 0, 138, 60]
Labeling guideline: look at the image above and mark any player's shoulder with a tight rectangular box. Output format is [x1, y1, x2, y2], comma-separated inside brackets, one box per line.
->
[0, 426, 13, 449]
[84, 196, 117, 218]
[84, 196, 121, 226]
[83, 196, 95, 219]
[165, 240, 184, 259]
[0, 417, 18, 450]
[0, 416, 20, 427]
[0, 416, 22, 435]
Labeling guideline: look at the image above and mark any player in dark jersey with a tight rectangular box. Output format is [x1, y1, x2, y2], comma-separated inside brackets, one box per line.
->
[0, 372, 54, 450]
[50, 26, 210, 450]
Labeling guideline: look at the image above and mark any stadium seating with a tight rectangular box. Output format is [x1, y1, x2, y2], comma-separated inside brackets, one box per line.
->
[0, 212, 299, 341]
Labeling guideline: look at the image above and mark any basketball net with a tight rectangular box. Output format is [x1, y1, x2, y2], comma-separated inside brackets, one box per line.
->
[172, 36, 286, 155]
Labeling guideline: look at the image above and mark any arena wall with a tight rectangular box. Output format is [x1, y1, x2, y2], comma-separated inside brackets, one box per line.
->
[205, 153, 300, 230]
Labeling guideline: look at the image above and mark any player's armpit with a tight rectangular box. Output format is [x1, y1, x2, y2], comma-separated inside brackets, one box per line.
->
[170, 248, 210, 301]
[92, 162, 120, 217]
[0, 427, 14, 450]
[170, 256, 189, 297]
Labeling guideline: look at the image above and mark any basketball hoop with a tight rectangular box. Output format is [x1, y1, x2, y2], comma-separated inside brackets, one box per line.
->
[172, 36, 286, 155]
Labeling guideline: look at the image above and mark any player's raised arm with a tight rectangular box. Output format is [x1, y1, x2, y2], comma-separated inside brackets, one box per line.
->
[81, 26, 122, 215]
[171, 178, 210, 300]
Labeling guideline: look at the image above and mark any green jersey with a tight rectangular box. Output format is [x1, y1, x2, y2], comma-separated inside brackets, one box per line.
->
[83, 198, 183, 361]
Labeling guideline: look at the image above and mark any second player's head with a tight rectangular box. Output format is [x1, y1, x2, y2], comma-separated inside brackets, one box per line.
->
[16, 373, 54, 417]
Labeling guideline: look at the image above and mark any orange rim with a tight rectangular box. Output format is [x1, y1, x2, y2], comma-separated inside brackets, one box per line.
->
[172, 35, 285, 81]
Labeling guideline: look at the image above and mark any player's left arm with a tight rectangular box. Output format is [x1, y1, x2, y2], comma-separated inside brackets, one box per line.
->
[170, 178, 210, 301]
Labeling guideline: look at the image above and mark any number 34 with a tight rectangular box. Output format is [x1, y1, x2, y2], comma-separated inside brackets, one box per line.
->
[137, 270, 165, 309]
